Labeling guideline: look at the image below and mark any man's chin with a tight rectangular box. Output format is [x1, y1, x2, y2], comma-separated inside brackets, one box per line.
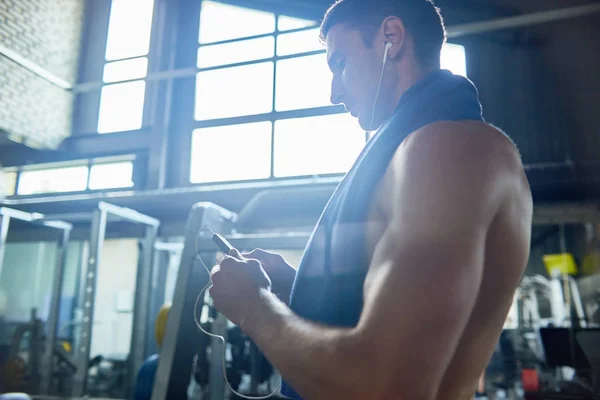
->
[357, 115, 371, 131]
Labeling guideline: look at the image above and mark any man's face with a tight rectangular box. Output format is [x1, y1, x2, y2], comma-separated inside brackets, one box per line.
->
[326, 24, 386, 130]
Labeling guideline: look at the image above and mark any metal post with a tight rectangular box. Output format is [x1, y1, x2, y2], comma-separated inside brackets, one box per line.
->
[40, 225, 72, 394]
[128, 223, 159, 396]
[210, 314, 228, 400]
[0, 214, 11, 280]
[152, 203, 236, 400]
[72, 208, 107, 397]
[146, 243, 182, 357]
[249, 342, 260, 395]
[147, 249, 167, 357]
[29, 308, 41, 394]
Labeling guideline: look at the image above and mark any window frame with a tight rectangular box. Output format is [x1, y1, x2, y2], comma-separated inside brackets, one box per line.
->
[187, 1, 469, 186]
[9, 0, 469, 198]
[3, 156, 139, 199]
[190, 6, 351, 184]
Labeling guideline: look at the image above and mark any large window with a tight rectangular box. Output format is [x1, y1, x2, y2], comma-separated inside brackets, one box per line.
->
[190, 1, 468, 184]
[97, 0, 155, 134]
[2, 158, 135, 197]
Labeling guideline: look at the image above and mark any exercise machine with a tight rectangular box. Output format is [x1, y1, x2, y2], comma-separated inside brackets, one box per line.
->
[0, 207, 72, 396]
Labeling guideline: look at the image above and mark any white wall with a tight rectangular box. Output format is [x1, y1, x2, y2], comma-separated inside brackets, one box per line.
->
[89, 238, 139, 358]
[0, 241, 83, 322]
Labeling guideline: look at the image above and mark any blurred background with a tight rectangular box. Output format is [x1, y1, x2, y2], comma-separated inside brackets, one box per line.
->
[0, 0, 599, 399]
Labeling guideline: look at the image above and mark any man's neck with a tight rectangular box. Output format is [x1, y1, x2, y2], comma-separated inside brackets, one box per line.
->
[374, 63, 439, 130]
[392, 64, 438, 109]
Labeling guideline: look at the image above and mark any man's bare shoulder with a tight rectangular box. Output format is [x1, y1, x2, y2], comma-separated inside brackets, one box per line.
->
[387, 120, 527, 185]
[374, 120, 531, 224]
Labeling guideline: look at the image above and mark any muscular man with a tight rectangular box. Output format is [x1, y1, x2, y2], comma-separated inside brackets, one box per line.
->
[210, 0, 533, 399]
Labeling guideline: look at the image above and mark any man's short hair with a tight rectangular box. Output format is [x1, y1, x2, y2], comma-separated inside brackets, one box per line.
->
[320, 0, 446, 67]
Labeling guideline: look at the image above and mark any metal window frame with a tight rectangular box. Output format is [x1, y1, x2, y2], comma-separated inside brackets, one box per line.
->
[0, 207, 72, 396]
[191, 18, 357, 182]
[71, 201, 160, 398]
[5, 157, 138, 199]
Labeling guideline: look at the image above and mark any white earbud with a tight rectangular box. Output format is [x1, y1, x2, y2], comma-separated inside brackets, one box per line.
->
[382, 42, 393, 65]
[367, 41, 394, 138]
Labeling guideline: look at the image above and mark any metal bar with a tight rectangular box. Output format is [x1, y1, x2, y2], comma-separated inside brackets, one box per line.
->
[192, 104, 345, 130]
[146, 247, 171, 356]
[73, 48, 326, 94]
[0, 214, 11, 281]
[210, 314, 228, 400]
[154, 241, 184, 252]
[0, 207, 73, 230]
[74, 46, 326, 95]
[98, 201, 160, 227]
[195, 231, 312, 252]
[533, 204, 600, 225]
[0, 44, 73, 90]
[0, 206, 43, 220]
[29, 308, 42, 394]
[152, 202, 234, 400]
[447, 3, 600, 39]
[2, 176, 342, 206]
[72, 208, 107, 397]
[129, 223, 159, 396]
[40, 225, 72, 394]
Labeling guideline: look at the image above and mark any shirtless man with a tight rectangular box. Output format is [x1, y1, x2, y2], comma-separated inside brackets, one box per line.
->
[209, 0, 533, 399]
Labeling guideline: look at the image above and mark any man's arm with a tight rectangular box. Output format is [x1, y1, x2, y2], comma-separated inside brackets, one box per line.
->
[229, 125, 515, 399]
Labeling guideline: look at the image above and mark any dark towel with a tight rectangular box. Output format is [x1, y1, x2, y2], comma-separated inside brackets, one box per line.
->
[281, 69, 484, 399]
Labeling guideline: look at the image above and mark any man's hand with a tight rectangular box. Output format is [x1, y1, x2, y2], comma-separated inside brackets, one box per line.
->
[210, 249, 272, 328]
[242, 249, 296, 304]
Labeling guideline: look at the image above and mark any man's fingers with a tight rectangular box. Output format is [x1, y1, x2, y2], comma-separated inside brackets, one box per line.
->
[242, 248, 275, 261]
[229, 248, 242, 259]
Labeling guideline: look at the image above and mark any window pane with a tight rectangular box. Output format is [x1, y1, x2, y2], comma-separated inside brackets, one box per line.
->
[199, 1, 275, 44]
[103, 57, 148, 83]
[274, 114, 364, 177]
[275, 54, 331, 111]
[190, 122, 272, 183]
[197, 37, 274, 68]
[98, 80, 146, 133]
[18, 166, 89, 195]
[277, 15, 317, 31]
[2, 171, 17, 196]
[441, 43, 467, 77]
[195, 62, 274, 120]
[89, 162, 134, 190]
[276, 28, 322, 57]
[105, 0, 155, 61]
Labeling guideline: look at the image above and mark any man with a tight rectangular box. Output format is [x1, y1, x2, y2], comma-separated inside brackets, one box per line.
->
[209, 0, 533, 399]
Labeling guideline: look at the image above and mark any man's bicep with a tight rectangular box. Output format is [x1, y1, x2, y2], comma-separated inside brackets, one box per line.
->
[355, 128, 502, 394]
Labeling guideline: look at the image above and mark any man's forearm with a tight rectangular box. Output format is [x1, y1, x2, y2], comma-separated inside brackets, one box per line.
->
[243, 289, 369, 399]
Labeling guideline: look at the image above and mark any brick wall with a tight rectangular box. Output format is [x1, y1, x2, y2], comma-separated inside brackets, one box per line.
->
[0, 0, 85, 149]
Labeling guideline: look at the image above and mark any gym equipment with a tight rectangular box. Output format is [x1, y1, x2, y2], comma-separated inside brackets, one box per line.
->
[153, 202, 298, 400]
[155, 303, 171, 349]
[0, 207, 71, 395]
[62, 202, 160, 398]
[135, 354, 160, 400]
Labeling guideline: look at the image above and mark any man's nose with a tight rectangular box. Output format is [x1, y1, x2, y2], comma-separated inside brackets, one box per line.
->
[330, 76, 345, 105]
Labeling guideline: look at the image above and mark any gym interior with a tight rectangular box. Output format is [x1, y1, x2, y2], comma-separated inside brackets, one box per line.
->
[0, 0, 599, 399]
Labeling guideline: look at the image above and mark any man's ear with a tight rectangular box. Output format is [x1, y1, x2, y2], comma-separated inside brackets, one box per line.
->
[381, 16, 406, 60]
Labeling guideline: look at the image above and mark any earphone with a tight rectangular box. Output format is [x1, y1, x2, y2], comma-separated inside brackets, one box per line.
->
[382, 41, 392, 65]
[194, 229, 282, 399]
[367, 41, 393, 137]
